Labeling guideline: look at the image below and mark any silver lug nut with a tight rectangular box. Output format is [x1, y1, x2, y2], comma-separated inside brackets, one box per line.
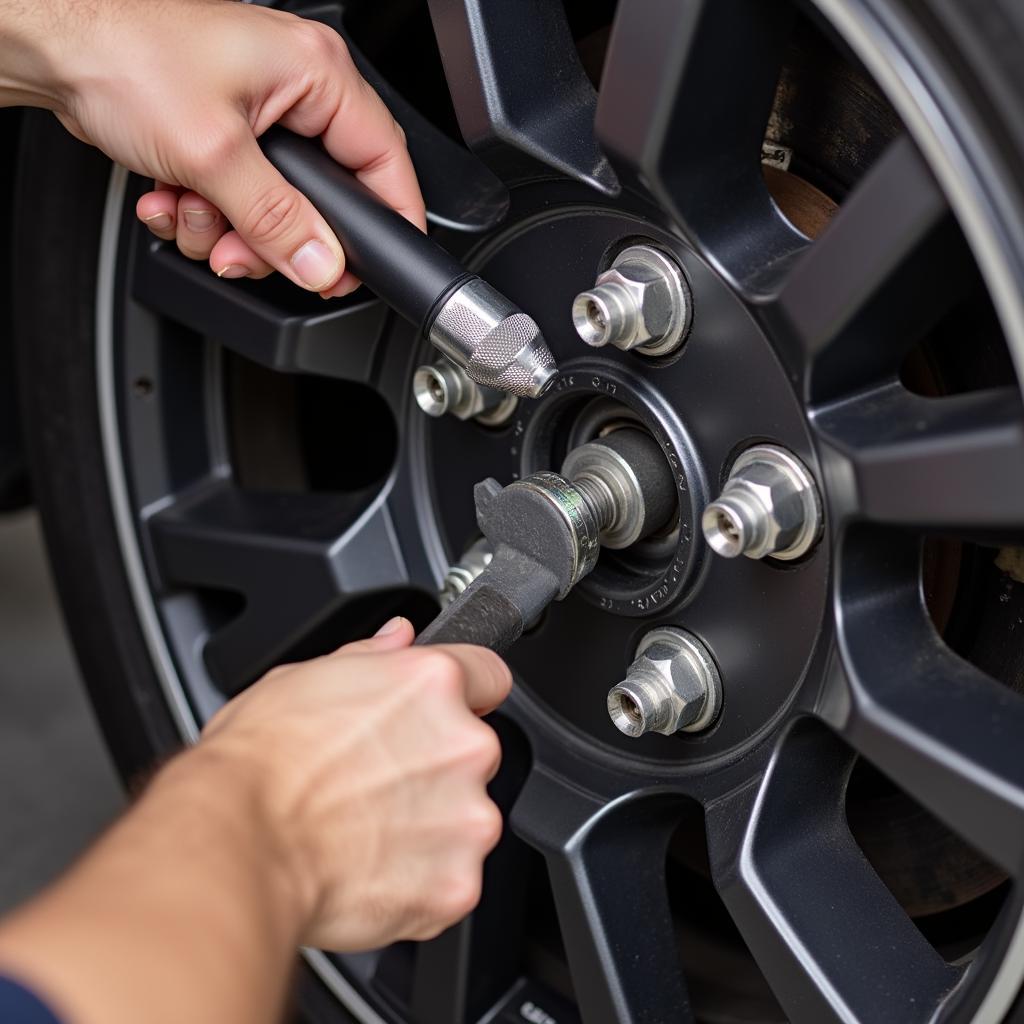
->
[608, 627, 721, 737]
[572, 244, 692, 357]
[702, 445, 821, 561]
[413, 359, 518, 426]
[440, 538, 493, 606]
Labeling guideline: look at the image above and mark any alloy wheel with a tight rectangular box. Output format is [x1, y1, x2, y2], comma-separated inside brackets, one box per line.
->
[93, 1, 1024, 1021]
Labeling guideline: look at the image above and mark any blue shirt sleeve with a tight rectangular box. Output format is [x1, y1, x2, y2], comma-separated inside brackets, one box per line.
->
[0, 976, 63, 1023]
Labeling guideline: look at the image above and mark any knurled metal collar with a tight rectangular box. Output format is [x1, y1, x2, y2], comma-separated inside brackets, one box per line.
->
[429, 278, 557, 398]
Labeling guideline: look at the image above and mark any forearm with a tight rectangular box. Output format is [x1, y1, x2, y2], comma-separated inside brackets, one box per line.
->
[0, 1, 71, 110]
[0, 748, 308, 1024]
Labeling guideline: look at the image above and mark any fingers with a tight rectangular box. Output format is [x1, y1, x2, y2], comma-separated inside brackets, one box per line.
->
[208, 230, 274, 281]
[270, 23, 425, 235]
[311, 70, 425, 234]
[175, 192, 228, 261]
[190, 128, 349, 295]
[136, 186, 179, 240]
[133, 21, 424, 297]
[420, 645, 513, 716]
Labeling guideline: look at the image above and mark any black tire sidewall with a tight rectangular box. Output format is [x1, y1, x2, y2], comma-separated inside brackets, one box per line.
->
[12, 111, 356, 1024]
[14, 113, 180, 779]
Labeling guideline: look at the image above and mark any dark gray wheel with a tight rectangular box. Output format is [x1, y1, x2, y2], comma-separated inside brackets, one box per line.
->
[15, 1, 1024, 1021]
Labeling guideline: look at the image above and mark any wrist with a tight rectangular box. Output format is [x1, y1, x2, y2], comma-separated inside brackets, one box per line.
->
[154, 746, 319, 947]
[0, 5, 75, 111]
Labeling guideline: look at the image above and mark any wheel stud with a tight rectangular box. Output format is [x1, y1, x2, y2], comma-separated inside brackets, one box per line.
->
[439, 538, 493, 606]
[608, 627, 721, 737]
[413, 359, 517, 425]
[572, 244, 692, 356]
[702, 445, 822, 561]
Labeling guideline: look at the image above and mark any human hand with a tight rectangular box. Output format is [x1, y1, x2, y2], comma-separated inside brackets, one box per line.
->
[196, 618, 512, 951]
[45, 0, 426, 296]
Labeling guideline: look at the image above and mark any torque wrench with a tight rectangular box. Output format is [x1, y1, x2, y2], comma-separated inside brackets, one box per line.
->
[260, 128, 557, 399]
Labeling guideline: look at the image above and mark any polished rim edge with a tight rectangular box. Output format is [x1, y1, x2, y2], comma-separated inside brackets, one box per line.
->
[810, 4, 1024, 1020]
[94, 0, 1024, 1013]
[95, 164, 388, 1024]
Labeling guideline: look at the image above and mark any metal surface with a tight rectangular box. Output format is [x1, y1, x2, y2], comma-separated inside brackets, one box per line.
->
[607, 627, 721, 736]
[418, 430, 675, 651]
[572, 244, 692, 356]
[561, 427, 676, 549]
[299, 5, 510, 233]
[512, 471, 606, 591]
[703, 444, 822, 561]
[424, 0, 619, 195]
[429, 277, 557, 398]
[439, 537, 493, 606]
[412, 359, 516, 424]
[415, 470, 599, 652]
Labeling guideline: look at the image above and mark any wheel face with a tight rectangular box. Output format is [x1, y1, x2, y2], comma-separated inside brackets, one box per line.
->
[73, 0, 1024, 1022]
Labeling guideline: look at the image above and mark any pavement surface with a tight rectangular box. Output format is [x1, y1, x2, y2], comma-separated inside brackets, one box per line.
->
[0, 510, 123, 914]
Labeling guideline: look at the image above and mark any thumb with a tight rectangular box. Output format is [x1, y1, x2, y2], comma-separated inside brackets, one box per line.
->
[195, 129, 345, 293]
[332, 616, 416, 657]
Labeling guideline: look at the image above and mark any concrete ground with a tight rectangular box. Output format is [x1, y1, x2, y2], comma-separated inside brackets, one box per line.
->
[0, 510, 123, 914]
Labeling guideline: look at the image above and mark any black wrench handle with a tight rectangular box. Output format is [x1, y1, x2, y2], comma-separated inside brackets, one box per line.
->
[414, 584, 525, 656]
[260, 127, 472, 330]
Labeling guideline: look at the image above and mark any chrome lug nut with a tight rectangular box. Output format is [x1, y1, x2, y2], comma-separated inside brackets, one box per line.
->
[440, 537, 493, 606]
[702, 445, 821, 561]
[413, 359, 517, 425]
[608, 627, 721, 737]
[572, 244, 692, 357]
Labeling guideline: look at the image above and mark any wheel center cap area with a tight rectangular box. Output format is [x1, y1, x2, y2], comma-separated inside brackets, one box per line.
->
[418, 189, 830, 768]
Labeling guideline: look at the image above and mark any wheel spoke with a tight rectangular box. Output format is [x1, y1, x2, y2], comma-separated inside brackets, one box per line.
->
[825, 532, 1024, 875]
[511, 768, 693, 1024]
[770, 136, 960, 398]
[405, 716, 532, 1024]
[596, 0, 802, 292]
[814, 384, 1024, 540]
[147, 479, 420, 692]
[425, 0, 618, 194]
[133, 241, 387, 382]
[706, 726, 959, 1024]
[295, 0, 510, 232]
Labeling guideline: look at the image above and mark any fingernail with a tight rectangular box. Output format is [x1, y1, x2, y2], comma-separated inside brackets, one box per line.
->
[142, 212, 172, 231]
[375, 616, 405, 637]
[290, 239, 340, 291]
[215, 264, 249, 280]
[183, 209, 217, 232]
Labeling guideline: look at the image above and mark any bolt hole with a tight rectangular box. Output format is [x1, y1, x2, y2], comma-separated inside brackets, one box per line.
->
[618, 692, 643, 726]
[132, 377, 154, 398]
[427, 375, 445, 404]
[586, 300, 606, 333]
[717, 510, 740, 544]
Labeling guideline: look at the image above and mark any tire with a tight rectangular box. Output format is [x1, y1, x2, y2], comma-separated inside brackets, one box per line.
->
[15, 1, 1024, 1022]
[12, 114, 363, 1024]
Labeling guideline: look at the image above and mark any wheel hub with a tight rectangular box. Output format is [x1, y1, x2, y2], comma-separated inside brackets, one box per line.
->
[417, 185, 830, 766]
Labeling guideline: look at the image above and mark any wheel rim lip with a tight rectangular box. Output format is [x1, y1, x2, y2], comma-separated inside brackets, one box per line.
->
[813, 0, 1024, 401]
[94, 0, 1024, 1017]
[806, 2, 1024, 1020]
